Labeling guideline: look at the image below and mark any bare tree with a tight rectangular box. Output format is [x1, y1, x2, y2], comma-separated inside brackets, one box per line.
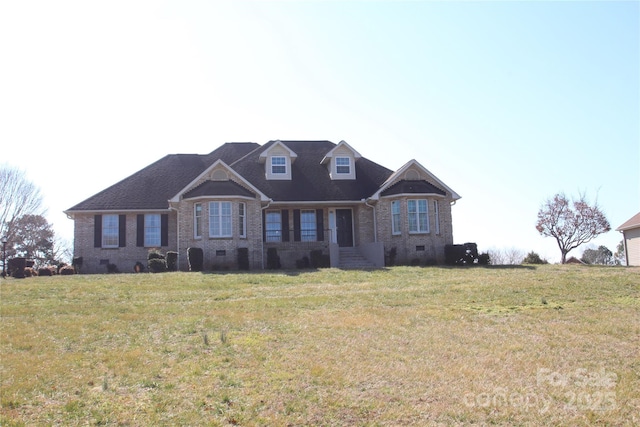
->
[536, 193, 610, 264]
[0, 164, 45, 241]
[487, 247, 525, 265]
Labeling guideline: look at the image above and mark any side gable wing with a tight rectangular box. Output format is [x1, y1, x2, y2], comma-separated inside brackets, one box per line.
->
[371, 159, 461, 201]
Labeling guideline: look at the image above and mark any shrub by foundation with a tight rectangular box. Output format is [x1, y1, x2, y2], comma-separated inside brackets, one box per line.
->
[296, 256, 310, 269]
[310, 250, 330, 268]
[59, 265, 75, 275]
[106, 263, 119, 274]
[72, 257, 83, 273]
[386, 247, 397, 266]
[134, 261, 145, 273]
[188, 247, 204, 272]
[11, 257, 26, 279]
[237, 248, 250, 271]
[148, 258, 168, 273]
[38, 267, 53, 276]
[166, 251, 178, 272]
[478, 253, 491, 265]
[267, 248, 281, 270]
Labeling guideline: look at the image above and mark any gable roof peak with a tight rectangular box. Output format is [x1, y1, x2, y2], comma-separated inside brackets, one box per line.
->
[372, 159, 460, 201]
[320, 139, 362, 165]
[169, 159, 269, 203]
[258, 140, 298, 164]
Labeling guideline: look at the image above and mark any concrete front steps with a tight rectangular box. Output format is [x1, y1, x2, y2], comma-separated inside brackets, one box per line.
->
[338, 247, 377, 269]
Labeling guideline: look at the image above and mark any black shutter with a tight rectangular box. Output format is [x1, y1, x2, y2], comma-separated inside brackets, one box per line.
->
[282, 210, 289, 242]
[94, 215, 102, 248]
[119, 215, 126, 247]
[137, 214, 144, 247]
[316, 209, 324, 241]
[293, 209, 301, 242]
[161, 214, 168, 247]
[262, 210, 266, 241]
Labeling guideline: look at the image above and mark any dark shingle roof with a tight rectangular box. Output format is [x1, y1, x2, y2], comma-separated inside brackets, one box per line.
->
[67, 143, 259, 211]
[380, 180, 446, 197]
[183, 180, 256, 199]
[230, 140, 393, 202]
[67, 141, 398, 211]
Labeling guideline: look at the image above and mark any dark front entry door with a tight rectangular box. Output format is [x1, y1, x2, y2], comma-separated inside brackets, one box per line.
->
[336, 209, 353, 247]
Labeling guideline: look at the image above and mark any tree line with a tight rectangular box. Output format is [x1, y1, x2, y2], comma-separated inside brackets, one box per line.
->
[1, 165, 69, 271]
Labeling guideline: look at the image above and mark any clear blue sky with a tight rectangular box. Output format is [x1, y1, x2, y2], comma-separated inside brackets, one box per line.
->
[1, 0, 638, 263]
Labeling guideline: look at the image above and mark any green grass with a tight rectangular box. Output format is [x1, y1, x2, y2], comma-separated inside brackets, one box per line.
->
[1, 265, 638, 426]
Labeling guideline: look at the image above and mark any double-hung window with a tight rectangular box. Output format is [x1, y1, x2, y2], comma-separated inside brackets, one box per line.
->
[209, 201, 232, 238]
[238, 202, 246, 238]
[391, 201, 401, 235]
[194, 203, 202, 238]
[271, 156, 286, 175]
[102, 214, 119, 248]
[336, 157, 351, 174]
[145, 214, 161, 247]
[265, 211, 282, 242]
[300, 210, 317, 242]
[434, 200, 440, 235]
[408, 199, 429, 233]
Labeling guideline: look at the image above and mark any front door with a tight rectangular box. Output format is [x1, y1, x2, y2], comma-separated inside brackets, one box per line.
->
[336, 209, 353, 247]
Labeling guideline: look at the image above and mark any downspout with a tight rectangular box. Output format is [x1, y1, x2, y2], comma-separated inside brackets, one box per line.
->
[620, 230, 629, 266]
[363, 198, 377, 242]
[169, 203, 180, 270]
[260, 199, 273, 270]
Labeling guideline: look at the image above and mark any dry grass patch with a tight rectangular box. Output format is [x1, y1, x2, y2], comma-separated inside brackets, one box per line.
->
[1, 265, 639, 425]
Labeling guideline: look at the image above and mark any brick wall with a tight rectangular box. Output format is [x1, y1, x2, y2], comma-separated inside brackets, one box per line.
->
[375, 196, 454, 265]
[175, 197, 264, 271]
[72, 211, 178, 274]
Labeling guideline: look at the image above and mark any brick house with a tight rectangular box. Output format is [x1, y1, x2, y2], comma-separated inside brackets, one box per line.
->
[65, 140, 460, 273]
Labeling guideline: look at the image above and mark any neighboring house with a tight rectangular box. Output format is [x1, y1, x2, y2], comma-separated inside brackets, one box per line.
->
[65, 140, 460, 273]
[616, 212, 640, 266]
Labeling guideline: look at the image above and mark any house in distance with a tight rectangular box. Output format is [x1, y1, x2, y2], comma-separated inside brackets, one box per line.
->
[65, 140, 460, 273]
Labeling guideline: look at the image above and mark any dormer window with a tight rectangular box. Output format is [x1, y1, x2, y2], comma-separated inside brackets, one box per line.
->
[260, 141, 296, 180]
[321, 140, 360, 180]
[336, 157, 351, 174]
[271, 156, 287, 175]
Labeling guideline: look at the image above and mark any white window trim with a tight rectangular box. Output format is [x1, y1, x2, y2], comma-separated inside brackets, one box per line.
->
[271, 156, 287, 174]
[331, 155, 356, 180]
[265, 210, 282, 242]
[434, 200, 440, 235]
[144, 214, 162, 247]
[209, 201, 233, 238]
[102, 214, 119, 248]
[391, 200, 401, 235]
[335, 156, 351, 174]
[408, 199, 430, 234]
[239, 202, 246, 239]
[301, 209, 317, 242]
[194, 203, 203, 239]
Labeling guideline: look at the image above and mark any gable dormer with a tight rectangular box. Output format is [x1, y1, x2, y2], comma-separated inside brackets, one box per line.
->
[259, 140, 297, 180]
[320, 140, 362, 180]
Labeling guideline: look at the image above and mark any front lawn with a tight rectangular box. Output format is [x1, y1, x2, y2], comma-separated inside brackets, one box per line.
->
[1, 265, 638, 425]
